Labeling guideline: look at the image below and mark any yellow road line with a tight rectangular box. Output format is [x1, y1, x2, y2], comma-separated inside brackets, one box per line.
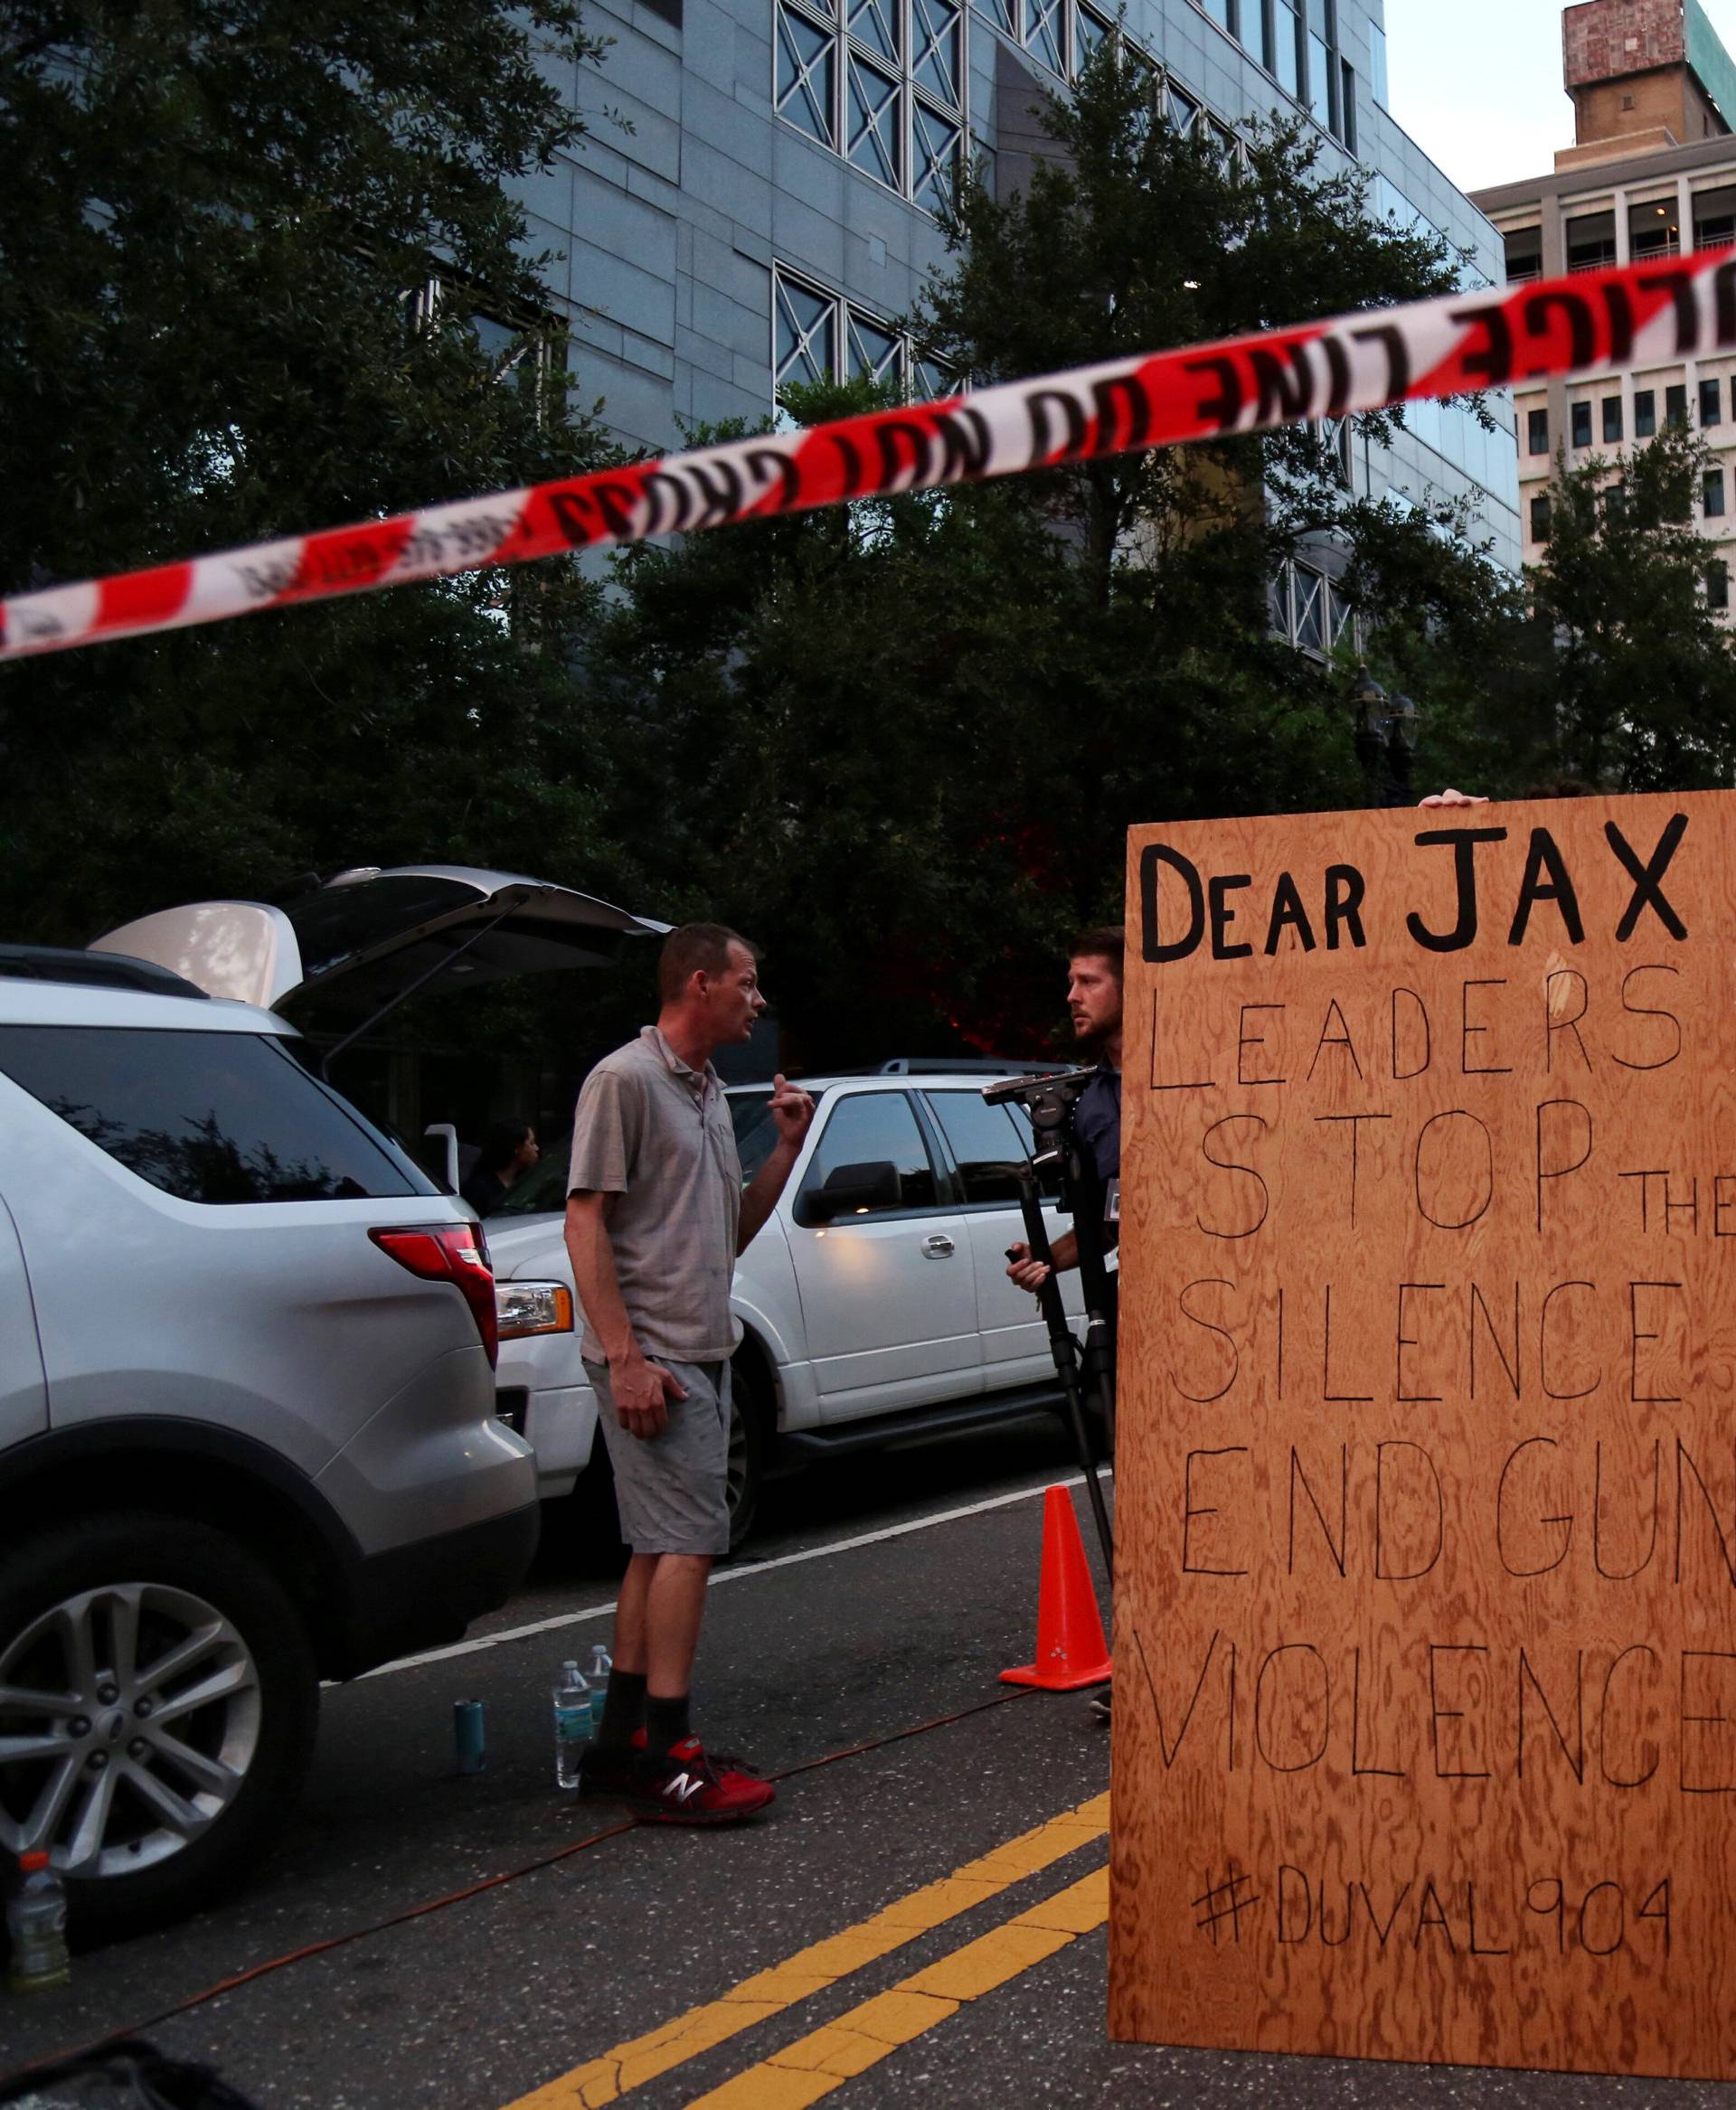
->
[682, 1865, 1110, 2110]
[504, 1791, 1109, 2109]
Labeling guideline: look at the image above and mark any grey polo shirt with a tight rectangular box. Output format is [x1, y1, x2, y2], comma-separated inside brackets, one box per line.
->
[567, 1026, 743, 1365]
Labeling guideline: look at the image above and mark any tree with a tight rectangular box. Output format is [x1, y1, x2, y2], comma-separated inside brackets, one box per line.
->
[575, 48, 1520, 1063]
[0, 0, 622, 944]
[1357, 425, 1736, 799]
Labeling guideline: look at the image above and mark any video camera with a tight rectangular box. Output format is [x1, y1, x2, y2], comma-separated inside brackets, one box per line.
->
[981, 1063, 1117, 1572]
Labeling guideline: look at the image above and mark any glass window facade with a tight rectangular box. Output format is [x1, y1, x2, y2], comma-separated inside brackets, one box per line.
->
[776, 0, 965, 212]
[1603, 396, 1623, 443]
[1527, 407, 1549, 455]
[1571, 400, 1591, 448]
[774, 266, 953, 408]
[1703, 377, 1724, 427]
[1635, 390, 1656, 438]
[1705, 467, 1727, 518]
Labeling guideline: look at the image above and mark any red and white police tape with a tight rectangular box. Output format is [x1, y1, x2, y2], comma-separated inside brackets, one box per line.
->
[5, 245, 1736, 662]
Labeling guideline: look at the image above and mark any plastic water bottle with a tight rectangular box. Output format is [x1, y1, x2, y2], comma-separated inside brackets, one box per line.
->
[6, 1852, 70, 1993]
[552, 1660, 590, 1790]
[586, 1644, 612, 1736]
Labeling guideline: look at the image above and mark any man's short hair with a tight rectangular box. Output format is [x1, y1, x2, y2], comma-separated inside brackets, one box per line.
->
[1068, 926, 1125, 981]
[658, 921, 758, 1003]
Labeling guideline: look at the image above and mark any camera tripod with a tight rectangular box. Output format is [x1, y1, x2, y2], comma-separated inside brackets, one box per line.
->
[982, 1065, 1117, 1576]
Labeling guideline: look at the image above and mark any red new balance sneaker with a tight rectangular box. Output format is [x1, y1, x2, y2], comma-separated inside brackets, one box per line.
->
[623, 1736, 776, 1825]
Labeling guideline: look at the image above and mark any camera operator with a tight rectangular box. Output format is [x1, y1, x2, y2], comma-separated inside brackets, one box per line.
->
[1005, 926, 1124, 1306]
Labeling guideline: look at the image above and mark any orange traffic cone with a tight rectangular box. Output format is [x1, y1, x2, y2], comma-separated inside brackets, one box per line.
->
[1000, 1484, 1112, 1691]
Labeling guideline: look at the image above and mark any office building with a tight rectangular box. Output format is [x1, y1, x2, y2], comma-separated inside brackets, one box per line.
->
[1474, 0, 1736, 606]
[506, 0, 1521, 636]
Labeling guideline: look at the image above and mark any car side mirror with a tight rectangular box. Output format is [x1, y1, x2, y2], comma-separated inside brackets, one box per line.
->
[800, 1159, 903, 1224]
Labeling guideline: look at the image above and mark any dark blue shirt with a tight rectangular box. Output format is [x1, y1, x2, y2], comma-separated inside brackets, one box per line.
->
[1073, 1063, 1121, 1192]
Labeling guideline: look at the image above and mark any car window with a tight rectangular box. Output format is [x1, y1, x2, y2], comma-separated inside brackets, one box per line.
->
[799, 1091, 938, 1214]
[0, 1025, 432, 1204]
[923, 1091, 1029, 1205]
[490, 1135, 570, 1216]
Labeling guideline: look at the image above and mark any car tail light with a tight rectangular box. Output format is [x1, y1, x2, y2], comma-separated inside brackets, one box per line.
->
[370, 1223, 499, 1367]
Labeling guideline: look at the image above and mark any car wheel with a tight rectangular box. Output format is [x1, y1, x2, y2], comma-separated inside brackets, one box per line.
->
[726, 1357, 770, 1554]
[0, 1513, 319, 1940]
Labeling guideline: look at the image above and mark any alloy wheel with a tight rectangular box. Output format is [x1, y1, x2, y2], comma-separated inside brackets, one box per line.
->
[0, 1580, 261, 1878]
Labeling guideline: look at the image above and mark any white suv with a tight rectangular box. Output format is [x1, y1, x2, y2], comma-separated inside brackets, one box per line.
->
[485, 1071, 1087, 1546]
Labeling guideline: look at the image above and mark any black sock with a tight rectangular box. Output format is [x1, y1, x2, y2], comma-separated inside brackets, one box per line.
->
[644, 1692, 692, 1758]
[597, 1669, 646, 1748]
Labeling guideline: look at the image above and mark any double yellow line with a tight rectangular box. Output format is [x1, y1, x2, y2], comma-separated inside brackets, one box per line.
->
[504, 1789, 1110, 2110]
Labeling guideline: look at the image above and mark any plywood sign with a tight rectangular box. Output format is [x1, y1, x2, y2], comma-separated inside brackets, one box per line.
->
[1109, 792, 1736, 2078]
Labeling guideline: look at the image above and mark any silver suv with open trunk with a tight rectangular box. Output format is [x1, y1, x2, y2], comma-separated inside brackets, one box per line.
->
[0, 866, 662, 1936]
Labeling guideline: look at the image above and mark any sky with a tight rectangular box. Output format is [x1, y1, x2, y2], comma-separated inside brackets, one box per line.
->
[1382, 0, 1736, 197]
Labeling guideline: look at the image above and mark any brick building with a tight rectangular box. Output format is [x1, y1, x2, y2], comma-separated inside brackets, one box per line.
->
[1476, 0, 1736, 607]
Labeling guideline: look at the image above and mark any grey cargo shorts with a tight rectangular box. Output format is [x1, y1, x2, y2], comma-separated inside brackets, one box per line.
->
[583, 1357, 731, 1557]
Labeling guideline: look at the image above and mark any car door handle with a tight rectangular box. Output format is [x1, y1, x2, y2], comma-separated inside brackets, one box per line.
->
[921, 1233, 956, 1257]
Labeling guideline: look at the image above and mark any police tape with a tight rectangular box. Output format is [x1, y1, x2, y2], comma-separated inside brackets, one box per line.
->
[5, 245, 1735, 661]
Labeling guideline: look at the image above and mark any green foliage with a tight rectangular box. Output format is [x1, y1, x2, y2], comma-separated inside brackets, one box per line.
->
[1360, 424, 1736, 800]
[0, 0, 620, 943]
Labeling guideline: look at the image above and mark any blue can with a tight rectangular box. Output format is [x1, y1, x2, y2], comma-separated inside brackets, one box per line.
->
[453, 1698, 486, 1774]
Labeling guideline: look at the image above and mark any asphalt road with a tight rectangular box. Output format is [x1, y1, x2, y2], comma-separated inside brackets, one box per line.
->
[1, 1426, 1732, 2109]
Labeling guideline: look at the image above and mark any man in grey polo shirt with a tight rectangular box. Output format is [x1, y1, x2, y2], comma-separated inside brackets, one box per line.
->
[565, 922, 813, 1824]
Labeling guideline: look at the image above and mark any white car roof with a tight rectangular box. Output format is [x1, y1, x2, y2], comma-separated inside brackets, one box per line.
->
[0, 979, 295, 1034]
[726, 1073, 1037, 1093]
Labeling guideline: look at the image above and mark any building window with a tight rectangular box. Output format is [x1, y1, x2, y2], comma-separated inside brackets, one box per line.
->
[1527, 407, 1550, 454]
[776, 0, 966, 212]
[1073, 0, 1110, 67]
[773, 266, 954, 410]
[1666, 383, 1689, 428]
[777, 5, 837, 146]
[1275, 560, 1354, 657]
[1702, 377, 1724, 427]
[1603, 396, 1624, 443]
[1709, 560, 1730, 612]
[1268, 0, 1302, 101]
[1635, 389, 1656, 438]
[1504, 227, 1543, 282]
[1199, 0, 1236, 33]
[1305, 0, 1335, 131]
[1704, 467, 1726, 517]
[774, 272, 839, 394]
[1628, 196, 1680, 260]
[1565, 211, 1617, 273]
[403, 278, 566, 419]
[1694, 184, 1736, 250]
[1530, 494, 1552, 542]
[1571, 400, 1592, 448]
